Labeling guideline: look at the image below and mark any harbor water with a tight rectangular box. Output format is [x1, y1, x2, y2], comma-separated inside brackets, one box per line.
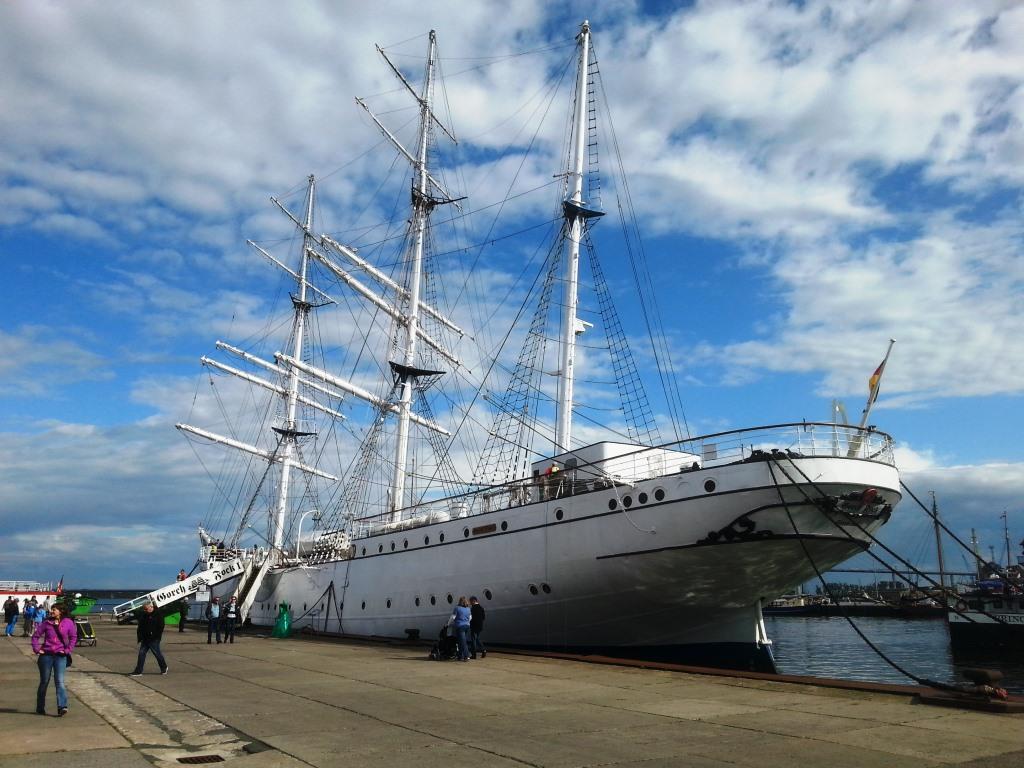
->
[768, 615, 1024, 694]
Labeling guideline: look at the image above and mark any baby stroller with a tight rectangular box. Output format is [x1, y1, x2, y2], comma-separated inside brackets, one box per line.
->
[428, 624, 459, 661]
[74, 616, 97, 647]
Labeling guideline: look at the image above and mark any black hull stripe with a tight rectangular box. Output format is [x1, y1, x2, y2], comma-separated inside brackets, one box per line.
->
[595, 532, 871, 561]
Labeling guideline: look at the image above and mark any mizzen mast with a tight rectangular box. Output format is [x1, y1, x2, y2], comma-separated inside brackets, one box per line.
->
[555, 20, 601, 452]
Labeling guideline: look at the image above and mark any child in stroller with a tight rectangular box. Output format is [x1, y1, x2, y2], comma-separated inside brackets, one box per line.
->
[428, 622, 459, 661]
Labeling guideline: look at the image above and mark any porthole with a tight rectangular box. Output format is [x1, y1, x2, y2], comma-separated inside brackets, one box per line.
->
[484, 589, 492, 600]
[623, 495, 633, 508]
[415, 597, 420, 607]
[439, 532, 446, 542]
[390, 542, 396, 551]
[555, 509, 564, 521]
[704, 479, 716, 493]
[403, 539, 408, 549]
[542, 583, 551, 594]
[447, 594, 453, 604]
[303, 603, 307, 611]
[654, 488, 665, 501]
[361, 601, 365, 610]
[430, 596, 436, 606]
[386, 599, 391, 608]
[377, 544, 383, 553]
[463, 527, 470, 538]
[608, 499, 618, 510]
[500, 521, 508, 531]
[361, 547, 366, 556]
[529, 584, 539, 596]
[638, 492, 648, 504]
[424, 536, 430, 545]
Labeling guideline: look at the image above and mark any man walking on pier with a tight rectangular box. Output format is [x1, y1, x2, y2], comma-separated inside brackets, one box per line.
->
[129, 602, 168, 676]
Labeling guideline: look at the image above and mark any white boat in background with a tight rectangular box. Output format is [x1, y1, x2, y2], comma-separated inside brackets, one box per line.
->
[1, 581, 59, 613]
[177, 21, 901, 671]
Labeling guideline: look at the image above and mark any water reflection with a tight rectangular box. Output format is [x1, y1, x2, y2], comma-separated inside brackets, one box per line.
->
[767, 616, 1024, 694]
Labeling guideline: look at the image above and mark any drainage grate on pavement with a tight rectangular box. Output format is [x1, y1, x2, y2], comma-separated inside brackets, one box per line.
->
[177, 756, 225, 765]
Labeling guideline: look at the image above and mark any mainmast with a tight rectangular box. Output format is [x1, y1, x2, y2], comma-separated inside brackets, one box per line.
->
[390, 32, 438, 517]
[555, 21, 598, 452]
[354, 31, 461, 522]
[270, 175, 317, 551]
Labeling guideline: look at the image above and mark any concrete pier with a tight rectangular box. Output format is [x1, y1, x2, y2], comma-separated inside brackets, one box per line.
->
[2, 623, 1023, 767]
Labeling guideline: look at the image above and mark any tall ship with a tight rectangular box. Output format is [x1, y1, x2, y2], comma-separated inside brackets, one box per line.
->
[175, 22, 900, 671]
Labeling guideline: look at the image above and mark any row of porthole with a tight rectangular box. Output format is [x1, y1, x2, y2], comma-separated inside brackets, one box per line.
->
[360, 583, 553, 610]
[607, 486, 670, 511]
[361, 520, 512, 557]
[366, 588, 496, 611]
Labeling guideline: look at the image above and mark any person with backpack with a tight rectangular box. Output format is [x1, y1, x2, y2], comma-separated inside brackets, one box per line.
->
[22, 598, 36, 636]
[451, 596, 472, 661]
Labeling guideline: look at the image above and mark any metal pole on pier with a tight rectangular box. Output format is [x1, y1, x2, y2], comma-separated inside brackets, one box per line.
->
[1002, 511, 1011, 568]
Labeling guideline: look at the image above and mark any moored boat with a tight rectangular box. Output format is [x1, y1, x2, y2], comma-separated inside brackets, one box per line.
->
[177, 22, 902, 672]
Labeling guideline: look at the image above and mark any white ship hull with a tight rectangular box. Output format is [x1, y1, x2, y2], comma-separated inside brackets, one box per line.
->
[245, 455, 898, 670]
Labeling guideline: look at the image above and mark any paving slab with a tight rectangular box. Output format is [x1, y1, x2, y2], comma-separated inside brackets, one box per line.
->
[3, 626, 1023, 767]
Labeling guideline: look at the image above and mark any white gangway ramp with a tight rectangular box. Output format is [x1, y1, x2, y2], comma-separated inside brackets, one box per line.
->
[112, 558, 245, 618]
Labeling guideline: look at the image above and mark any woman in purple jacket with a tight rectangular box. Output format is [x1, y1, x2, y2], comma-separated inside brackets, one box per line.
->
[31, 603, 77, 716]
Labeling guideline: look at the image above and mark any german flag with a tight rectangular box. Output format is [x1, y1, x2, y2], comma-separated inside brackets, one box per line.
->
[869, 362, 884, 394]
[867, 360, 886, 407]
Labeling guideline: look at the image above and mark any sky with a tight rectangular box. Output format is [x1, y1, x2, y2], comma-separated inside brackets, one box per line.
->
[1, 0, 1022, 589]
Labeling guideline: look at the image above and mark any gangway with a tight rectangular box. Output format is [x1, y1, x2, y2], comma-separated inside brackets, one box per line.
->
[112, 558, 246, 618]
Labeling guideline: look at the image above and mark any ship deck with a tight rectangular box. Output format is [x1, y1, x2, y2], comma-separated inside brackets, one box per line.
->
[3, 622, 1023, 767]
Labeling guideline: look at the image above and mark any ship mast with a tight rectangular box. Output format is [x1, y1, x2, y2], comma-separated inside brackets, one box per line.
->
[390, 32, 438, 516]
[353, 31, 461, 521]
[555, 21, 594, 452]
[270, 175, 317, 551]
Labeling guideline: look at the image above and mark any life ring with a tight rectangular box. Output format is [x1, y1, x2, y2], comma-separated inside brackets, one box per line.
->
[955, 600, 968, 613]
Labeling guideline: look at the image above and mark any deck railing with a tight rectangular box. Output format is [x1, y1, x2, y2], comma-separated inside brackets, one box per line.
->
[341, 422, 895, 540]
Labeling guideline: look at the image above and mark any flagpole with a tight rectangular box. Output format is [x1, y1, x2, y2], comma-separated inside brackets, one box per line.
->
[858, 338, 895, 428]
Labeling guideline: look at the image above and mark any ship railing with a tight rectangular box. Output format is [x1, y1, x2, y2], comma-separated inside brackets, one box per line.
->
[352, 422, 894, 534]
[675, 422, 896, 469]
[0, 580, 52, 592]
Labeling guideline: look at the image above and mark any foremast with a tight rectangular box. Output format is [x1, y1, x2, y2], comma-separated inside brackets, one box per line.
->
[177, 175, 339, 560]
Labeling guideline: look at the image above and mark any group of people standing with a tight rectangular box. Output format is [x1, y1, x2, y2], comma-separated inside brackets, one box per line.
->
[449, 595, 486, 661]
[3, 595, 49, 637]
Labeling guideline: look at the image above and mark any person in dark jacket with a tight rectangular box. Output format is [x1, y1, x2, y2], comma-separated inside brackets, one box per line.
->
[4, 596, 20, 636]
[205, 596, 222, 644]
[469, 596, 487, 659]
[129, 602, 167, 676]
[222, 596, 239, 643]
